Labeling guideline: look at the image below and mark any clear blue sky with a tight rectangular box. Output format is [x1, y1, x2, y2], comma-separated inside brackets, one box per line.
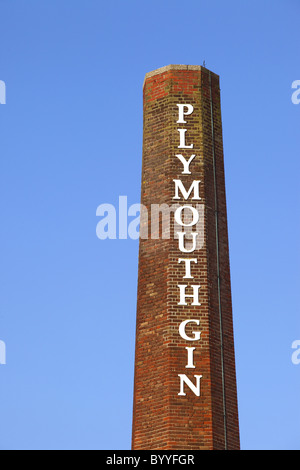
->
[0, 0, 299, 450]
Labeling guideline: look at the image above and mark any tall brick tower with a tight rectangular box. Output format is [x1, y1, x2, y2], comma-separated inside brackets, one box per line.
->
[132, 65, 240, 450]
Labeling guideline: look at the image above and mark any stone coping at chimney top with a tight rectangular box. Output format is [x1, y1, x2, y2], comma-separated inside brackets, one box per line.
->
[143, 64, 219, 88]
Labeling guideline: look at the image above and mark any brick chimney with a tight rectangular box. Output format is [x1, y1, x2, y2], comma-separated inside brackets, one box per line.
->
[132, 65, 240, 450]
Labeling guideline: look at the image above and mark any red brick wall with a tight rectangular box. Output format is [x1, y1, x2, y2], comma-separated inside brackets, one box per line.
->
[132, 65, 240, 450]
